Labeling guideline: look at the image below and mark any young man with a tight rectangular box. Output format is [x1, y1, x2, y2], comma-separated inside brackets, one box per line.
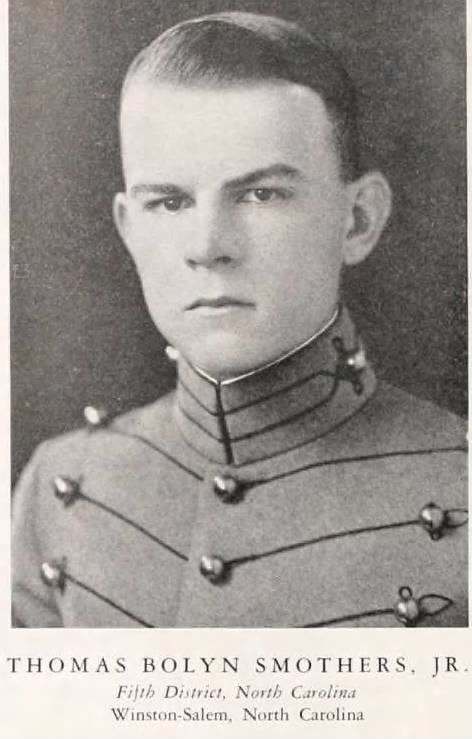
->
[12, 11, 467, 628]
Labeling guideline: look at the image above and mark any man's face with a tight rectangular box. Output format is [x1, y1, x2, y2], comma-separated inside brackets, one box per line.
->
[116, 80, 351, 378]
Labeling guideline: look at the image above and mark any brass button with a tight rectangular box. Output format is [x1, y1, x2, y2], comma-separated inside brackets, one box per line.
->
[394, 586, 421, 626]
[165, 345, 179, 361]
[40, 560, 66, 590]
[84, 405, 108, 428]
[419, 502, 447, 540]
[53, 476, 81, 506]
[213, 474, 243, 503]
[199, 555, 227, 584]
[346, 346, 366, 371]
[332, 337, 365, 395]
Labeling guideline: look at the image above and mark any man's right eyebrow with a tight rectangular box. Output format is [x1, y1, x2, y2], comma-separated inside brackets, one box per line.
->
[130, 184, 185, 197]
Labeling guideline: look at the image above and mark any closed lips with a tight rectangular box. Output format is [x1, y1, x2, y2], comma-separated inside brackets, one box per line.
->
[187, 297, 254, 309]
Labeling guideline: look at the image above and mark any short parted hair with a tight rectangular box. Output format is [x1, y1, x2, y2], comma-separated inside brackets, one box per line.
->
[121, 11, 360, 181]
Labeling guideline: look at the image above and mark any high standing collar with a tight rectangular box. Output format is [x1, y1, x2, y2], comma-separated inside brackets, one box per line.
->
[175, 306, 377, 466]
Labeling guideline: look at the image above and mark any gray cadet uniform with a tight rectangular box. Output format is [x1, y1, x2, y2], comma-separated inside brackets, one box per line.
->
[12, 307, 467, 628]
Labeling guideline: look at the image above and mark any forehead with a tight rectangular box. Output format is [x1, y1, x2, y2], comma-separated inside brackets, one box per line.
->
[120, 80, 338, 186]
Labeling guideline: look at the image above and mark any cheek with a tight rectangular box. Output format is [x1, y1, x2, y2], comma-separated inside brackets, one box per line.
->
[128, 218, 182, 277]
[247, 208, 344, 316]
[126, 233, 180, 325]
[252, 207, 342, 275]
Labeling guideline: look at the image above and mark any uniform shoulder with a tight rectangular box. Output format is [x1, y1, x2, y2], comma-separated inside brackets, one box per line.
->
[111, 389, 175, 436]
[367, 380, 466, 449]
[23, 390, 177, 474]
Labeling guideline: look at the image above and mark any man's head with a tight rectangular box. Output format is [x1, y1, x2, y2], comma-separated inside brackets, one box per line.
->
[114, 12, 391, 379]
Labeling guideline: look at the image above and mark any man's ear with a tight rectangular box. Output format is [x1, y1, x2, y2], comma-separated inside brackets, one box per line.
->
[342, 171, 392, 265]
[113, 192, 131, 248]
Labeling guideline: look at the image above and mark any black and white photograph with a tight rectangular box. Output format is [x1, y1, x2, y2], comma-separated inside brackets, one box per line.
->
[4, 2, 472, 737]
[10, 1, 467, 634]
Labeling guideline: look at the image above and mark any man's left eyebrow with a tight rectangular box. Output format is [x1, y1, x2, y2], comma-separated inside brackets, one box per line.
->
[224, 164, 303, 189]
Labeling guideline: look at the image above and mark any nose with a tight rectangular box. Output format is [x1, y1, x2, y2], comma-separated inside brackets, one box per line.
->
[184, 201, 242, 270]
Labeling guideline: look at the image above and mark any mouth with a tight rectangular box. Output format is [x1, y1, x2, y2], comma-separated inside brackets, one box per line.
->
[186, 296, 255, 312]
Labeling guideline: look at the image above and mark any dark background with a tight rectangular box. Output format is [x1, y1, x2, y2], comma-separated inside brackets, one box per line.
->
[11, 0, 466, 484]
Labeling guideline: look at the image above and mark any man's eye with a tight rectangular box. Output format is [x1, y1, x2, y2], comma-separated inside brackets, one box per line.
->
[143, 196, 191, 213]
[238, 188, 286, 204]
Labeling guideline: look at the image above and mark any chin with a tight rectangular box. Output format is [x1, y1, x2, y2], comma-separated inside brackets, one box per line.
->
[191, 354, 255, 381]
[183, 338, 263, 381]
